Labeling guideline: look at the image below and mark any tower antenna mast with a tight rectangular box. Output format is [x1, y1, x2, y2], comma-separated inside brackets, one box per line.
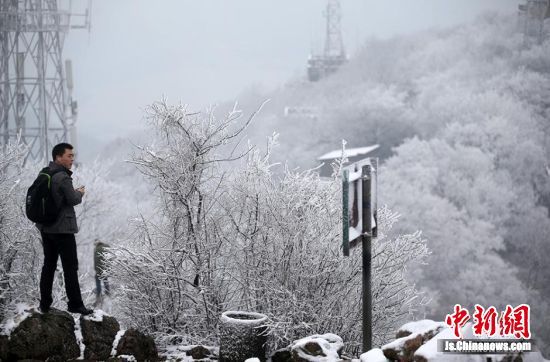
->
[0, 0, 91, 163]
[308, 0, 347, 82]
[518, 0, 550, 45]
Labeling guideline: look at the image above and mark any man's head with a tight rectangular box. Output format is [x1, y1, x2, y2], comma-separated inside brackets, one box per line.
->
[52, 143, 75, 169]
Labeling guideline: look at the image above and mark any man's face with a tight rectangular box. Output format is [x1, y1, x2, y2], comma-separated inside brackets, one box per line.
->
[55, 148, 75, 169]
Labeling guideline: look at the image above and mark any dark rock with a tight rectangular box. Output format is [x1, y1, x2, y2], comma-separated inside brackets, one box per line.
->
[403, 335, 424, 357]
[8, 310, 79, 361]
[270, 348, 292, 362]
[383, 334, 423, 362]
[115, 328, 158, 362]
[0, 334, 8, 361]
[413, 355, 428, 362]
[501, 354, 523, 362]
[303, 341, 325, 356]
[292, 340, 327, 362]
[382, 346, 399, 361]
[80, 314, 120, 360]
[396, 330, 412, 339]
[186, 345, 212, 359]
[290, 335, 344, 362]
[44, 357, 65, 362]
[385, 321, 447, 362]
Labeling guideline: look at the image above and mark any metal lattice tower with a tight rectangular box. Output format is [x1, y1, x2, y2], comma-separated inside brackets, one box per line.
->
[324, 0, 345, 58]
[518, 0, 550, 44]
[0, 0, 90, 163]
[308, 0, 347, 82]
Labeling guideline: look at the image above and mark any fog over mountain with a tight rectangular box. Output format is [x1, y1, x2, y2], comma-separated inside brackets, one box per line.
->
[91, 9, 550, 354]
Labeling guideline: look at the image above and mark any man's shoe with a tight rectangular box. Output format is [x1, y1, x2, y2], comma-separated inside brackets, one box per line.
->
[68, 305, 94, 315]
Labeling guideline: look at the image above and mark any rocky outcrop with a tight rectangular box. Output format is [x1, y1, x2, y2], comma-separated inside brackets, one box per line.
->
[114, 328, 158, 362]
[6, 309, 80, 361]
[270, 348, 293, 362]
[80, 314, 120, 360]
[371, 320, 548, 362]
[0, 308, 158, 362]
[186, 345, 214, 360]
[268, 333, 349, 362]
[1, 334, 10, 361]
[381, 320, 446, 362]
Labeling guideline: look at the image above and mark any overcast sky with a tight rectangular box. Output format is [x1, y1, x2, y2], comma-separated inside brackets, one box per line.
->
[64, 0, 519, 156]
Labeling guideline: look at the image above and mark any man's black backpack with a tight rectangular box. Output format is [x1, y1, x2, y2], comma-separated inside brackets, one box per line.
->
[26, 167, 63, 224]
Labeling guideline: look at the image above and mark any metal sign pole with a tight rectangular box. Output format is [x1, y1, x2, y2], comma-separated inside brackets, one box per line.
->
[342, 169, 350, 256]
[342, 157, 377, 351]
[361, 164, 372, 352]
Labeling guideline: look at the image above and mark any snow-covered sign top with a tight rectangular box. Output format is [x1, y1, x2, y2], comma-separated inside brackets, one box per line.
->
[318, 145, 379, 161]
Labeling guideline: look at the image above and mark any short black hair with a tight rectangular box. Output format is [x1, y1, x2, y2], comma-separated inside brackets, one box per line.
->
[52, 143, 74, 161]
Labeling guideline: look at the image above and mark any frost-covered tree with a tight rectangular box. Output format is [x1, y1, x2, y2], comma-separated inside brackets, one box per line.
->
[219, 138, 429, 351]
[111, 101, 429, 352]
[0, 142, 41, 319]
[71, 159, 136, 284]
[110, 101, 259, 345]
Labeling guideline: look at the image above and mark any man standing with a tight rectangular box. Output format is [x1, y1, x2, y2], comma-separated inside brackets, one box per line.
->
[37, 143, 93, 315]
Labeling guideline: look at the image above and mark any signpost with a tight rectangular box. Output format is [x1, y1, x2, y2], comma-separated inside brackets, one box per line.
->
[342, 157, 378, 352]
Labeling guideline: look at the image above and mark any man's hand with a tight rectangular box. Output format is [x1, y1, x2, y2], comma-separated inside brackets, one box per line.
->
[76, 186, 86, 196]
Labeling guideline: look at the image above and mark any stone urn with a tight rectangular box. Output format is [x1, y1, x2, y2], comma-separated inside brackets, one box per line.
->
[219, 311, 268, 362]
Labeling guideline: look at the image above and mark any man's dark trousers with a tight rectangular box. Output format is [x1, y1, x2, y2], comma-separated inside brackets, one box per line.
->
[40, 232, 84, 309]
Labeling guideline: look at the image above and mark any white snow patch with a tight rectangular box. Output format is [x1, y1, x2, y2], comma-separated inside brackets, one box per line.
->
[117, 355, 137, 361]
[0, 303, 33, 337]
[360, 348, 389, 362]
[293, 333, 344, 353]
[398, 319, 446, 335]
[161, 344, 218, 361]
[291, 336, 340, 362]
[83, 309, 108, 322]
[73, 316, 85, 360]
[382, 320, 446, 353]
[318, 145, 380, 161]
[245, 358, 260, 362]
[220, 311, 267, 325]
[161, 347, 194, 362]
[381, 331, 421, 351]
[111, 329, 126, 357]
[414, 326, 456, 361]
[348, 170, 363, 182]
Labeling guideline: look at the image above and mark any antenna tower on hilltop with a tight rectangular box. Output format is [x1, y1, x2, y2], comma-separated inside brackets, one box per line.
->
[518, 0, 550, 44]
[307, 0, 347, 82]
[0, 0, 90, 163]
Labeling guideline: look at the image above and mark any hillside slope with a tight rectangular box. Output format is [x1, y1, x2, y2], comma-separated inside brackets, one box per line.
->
[234, 12, 550, 354]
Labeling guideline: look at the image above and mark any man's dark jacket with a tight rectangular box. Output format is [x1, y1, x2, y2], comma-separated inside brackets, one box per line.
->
[36, 161, 82, 234]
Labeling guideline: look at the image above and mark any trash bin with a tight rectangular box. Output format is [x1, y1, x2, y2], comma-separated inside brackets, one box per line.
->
[219, 311, 268, 362]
